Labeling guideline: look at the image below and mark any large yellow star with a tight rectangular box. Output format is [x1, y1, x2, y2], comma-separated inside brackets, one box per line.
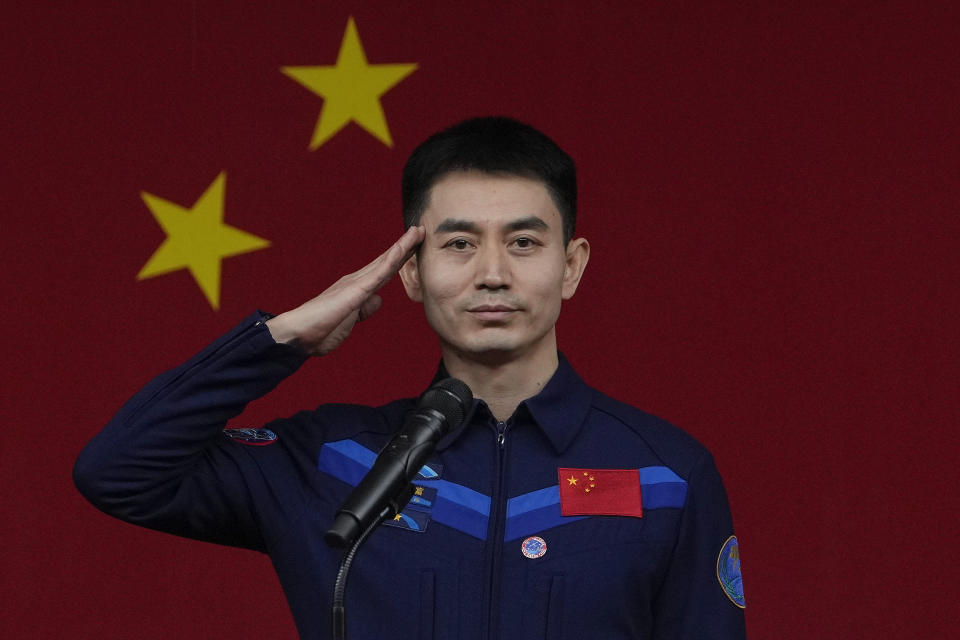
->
[137, 172, 270, 309]
[282, 16, 418, 149]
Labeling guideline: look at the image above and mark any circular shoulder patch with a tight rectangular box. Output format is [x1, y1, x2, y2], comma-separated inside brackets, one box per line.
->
[521, 536, 547, 559]
[223, 427, 278, 446]
[716, 535, 745, 608]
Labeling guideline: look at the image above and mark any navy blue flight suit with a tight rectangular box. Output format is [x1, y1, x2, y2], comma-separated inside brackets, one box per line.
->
[74, 312, 746, 639]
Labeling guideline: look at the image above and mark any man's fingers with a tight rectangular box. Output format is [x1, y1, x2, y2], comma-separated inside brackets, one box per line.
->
[380, 225, 425, 274]
[315, 310, 361, 356]
[356, 225, 425, 294]
[271, 226, 424, 356]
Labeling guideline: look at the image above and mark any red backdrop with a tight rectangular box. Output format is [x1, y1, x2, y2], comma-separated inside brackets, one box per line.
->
[2, 2, 957, 638]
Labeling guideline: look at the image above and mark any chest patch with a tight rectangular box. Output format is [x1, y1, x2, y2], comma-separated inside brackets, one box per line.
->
[521, 536, 547, 559]
[223, 427, 278, 446]
[557, 467, 643, 517]
[382, 508, 431, 533]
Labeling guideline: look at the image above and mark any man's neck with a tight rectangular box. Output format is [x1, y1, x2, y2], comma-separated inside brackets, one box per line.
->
[440, 339, 559, 422]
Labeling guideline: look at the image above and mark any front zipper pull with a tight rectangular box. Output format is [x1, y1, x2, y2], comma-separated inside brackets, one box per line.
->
[496, 421, 507, 448]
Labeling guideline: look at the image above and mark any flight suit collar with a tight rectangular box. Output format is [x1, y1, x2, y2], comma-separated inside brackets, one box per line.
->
[432, 353, 593, 455]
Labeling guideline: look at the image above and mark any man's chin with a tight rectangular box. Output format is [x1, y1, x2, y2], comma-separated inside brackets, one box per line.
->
[436, 324, 557, 365]
[445, 337, 538, 365]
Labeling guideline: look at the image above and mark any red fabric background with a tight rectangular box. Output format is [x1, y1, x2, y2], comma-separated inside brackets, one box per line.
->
[2, 2, 957, 637]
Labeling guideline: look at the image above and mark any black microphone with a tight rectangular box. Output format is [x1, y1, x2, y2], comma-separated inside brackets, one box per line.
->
[324, 377, 473, 548]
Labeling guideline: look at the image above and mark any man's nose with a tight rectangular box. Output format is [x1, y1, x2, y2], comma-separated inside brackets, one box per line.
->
[474, 244, 511, 290]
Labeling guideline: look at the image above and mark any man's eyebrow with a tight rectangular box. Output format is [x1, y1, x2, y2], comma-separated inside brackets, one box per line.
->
[503, 216, 550, 233]
[433, 216, 551, 234]
[434, 218, 481, 234]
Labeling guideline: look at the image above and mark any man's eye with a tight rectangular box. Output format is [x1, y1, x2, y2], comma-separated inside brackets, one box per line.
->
[513, 237, 536, 249]
[447, 239, 471, 250]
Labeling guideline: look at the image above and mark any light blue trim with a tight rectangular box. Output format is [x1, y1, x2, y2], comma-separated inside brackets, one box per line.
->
[324, 438, 377, 467]
[638, 466, 684, 484]
[506, 485, 560, 517]
[421, 478, 490, 515]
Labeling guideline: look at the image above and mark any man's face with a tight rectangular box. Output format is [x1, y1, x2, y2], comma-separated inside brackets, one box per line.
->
[400, 171, 589, 362]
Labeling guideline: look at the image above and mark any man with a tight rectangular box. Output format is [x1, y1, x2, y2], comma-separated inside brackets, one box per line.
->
[75, 117, 746, 638]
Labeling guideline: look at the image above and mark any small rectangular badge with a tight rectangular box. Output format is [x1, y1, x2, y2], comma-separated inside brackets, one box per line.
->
[416, 462, 443, 480]
[405, 484, 438, 512]
[558, 468, 643, 517]
[382, 509, 431, 533]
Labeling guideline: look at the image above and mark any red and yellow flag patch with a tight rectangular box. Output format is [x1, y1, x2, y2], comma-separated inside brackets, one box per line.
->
[558, 468, 643, 517]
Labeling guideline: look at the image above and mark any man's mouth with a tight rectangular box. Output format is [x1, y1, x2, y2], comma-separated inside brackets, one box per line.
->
[467, 304, 518, 321]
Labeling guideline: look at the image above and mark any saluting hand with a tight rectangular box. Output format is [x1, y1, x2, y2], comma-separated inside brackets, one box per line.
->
[265, 225, 425, 356]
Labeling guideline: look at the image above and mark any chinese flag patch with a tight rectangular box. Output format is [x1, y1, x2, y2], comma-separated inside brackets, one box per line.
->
[558, 468, 643, 517]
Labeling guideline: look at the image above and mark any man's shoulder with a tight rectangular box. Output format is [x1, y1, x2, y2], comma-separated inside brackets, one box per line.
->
[310, 397, 415, 427]
[266, 396, 416, 448]
[587, 389, 712, 480]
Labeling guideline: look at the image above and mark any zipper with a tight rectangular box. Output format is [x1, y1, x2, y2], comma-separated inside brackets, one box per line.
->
[485, 419, 509, 638]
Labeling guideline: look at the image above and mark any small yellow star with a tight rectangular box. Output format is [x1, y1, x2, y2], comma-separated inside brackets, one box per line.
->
[414, 486, 424, 496]
[567, 476, 578, 486]
[393, 513, 403, 521]
[282, 16, 418, 149]
[585, 488, 591, 493]
[137, 172, 269, 309]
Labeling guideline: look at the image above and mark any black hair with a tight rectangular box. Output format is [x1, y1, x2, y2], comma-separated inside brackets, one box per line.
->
[402, 116, 577, 243]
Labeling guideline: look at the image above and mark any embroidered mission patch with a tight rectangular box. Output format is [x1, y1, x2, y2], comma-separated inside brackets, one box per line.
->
[223, 427, 278, 446]
[521, 536, 547, 559]
[716, 535, 745, 608]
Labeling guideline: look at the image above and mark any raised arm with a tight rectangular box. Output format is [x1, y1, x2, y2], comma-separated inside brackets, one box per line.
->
[73, 227, 424, 550]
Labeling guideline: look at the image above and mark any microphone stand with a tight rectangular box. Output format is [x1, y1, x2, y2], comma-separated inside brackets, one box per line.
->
[331, 484, 416, 640]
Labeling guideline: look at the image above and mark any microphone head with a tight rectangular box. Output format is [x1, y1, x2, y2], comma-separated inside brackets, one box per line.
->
[418, 377, 473, 431]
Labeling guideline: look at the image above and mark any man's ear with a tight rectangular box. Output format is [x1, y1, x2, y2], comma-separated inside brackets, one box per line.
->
[561, 237, 590, 300]
[399, 253, 423, 302]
